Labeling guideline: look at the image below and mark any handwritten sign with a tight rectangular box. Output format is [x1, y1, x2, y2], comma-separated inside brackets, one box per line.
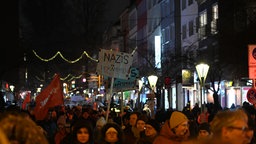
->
[113, 68, 139, 90]
[96, 49, 133, 80]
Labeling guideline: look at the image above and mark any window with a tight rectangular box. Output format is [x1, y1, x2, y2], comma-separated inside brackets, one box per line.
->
[153, 0, 157, 6]
[165, 27, 170, 43]
[170, 24, 174, 41]
[182, 24, 187, 39]
[148, 20, 152, 32]
[199, 11, 207, 38]
[211, 3, 218, 34]
[162, 29, 166, 43]
[212, 4, 218, 20]
[162, 27, 170, 44]
[148, 0, 152, 10]
[189, 20, 194, 36]
[188, 0, 193, 6]
[129, 12, 136, 29]
[182, 0, 186, 10]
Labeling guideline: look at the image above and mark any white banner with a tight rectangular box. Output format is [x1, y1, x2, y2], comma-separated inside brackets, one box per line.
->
[96, 49, 133, 80]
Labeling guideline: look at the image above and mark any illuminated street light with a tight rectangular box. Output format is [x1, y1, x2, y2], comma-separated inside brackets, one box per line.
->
[196, 63, 209, 112]
[10, 85, 15, 92]
[148, 75, 158, 92]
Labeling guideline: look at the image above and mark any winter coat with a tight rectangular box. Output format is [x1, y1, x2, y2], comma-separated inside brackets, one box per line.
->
[153, 121, 190, 144]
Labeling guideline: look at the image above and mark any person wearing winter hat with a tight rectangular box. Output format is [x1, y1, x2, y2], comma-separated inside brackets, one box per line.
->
[94, 116, 107, 144]
[153, 111, 190, 144]
[99, 122, 124, 144]
[136, 119, 161, 144]
[146, 119, 161, 133]
[197, 122, 212, 140]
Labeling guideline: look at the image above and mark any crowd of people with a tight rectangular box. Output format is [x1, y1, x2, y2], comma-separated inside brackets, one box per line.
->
[0, 101, 255, 144]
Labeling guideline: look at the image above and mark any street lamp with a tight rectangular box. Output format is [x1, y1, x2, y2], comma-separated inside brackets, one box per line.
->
[148, 75, 158, 92]
[196, 63, 209, 112]
[147, 75, 158, 118]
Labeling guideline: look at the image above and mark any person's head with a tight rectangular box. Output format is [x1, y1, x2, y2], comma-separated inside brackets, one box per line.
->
[198, 122, 211, 139]
[129, 112, 140, 127]
[96, 116, 106, 130]
[210, 109, 252, 144]
[169, 111, 189, 137]
[0, 112, 49, 144]
[136, 115, 148, 132]
[82, 108, 90, 119]
[145, 119, 160, 137]
[57, 119, 66, 133]
[72, 119, 93, 144]
[101, 122, 124, 143]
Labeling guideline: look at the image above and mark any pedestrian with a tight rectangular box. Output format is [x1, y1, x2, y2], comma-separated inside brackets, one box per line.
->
[123, 111, 141, 144]
[94, 116, 107, 144]
[54, 119, 68, 144]
[136, 119, 161, 144]
[99, 122, 124, 144]
[69, 119, 94, 144]
[197, 122, 211, 140]
[134, 115, 149, 139]
[153, 111, 190, 144]
[0, 91, 6, 112]
[208, 109, 253, 144]
[0, 111, 49, 144]
[197, 107, 209, 124]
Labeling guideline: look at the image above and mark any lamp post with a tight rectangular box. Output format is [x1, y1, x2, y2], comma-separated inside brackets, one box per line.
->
[137, 79, 143, 110]
[147, 75, 158, 118]
[196, 63, 209, 113]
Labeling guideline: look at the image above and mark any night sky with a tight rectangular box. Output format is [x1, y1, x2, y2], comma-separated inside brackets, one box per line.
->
[1, 0, 131, 85]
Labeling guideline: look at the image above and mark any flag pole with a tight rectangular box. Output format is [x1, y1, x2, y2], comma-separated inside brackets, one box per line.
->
[106, 77, 114, 122]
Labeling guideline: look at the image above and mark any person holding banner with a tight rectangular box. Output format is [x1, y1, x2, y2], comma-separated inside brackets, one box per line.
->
[33, 74, 64, 121]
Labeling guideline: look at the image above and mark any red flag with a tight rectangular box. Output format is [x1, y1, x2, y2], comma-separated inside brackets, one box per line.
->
[34, 74, 64, 120]
[22, 92, 31, 110]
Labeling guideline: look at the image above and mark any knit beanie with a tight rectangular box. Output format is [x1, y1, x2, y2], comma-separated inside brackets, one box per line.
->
[146, 119, 161, 132]
[137, 115, 149, 124]
[199, 122, 211, 133]
[169, 111, 188, 129]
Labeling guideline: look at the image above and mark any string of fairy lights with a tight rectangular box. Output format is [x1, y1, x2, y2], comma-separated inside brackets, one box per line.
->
[32, 50, 98, 63]
[35, 73, 83, 82]
[33, 48, 137, 82]
[33, 50, 97, 81]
